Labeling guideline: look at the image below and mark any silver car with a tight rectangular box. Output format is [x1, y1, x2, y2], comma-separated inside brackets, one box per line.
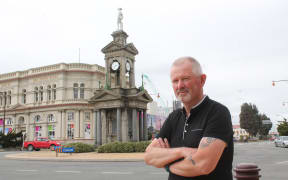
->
[274, 136, 288, 147]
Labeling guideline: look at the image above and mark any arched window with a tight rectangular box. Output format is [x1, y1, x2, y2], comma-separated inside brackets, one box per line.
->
[18, 117, 25, 125]
[80, 83, 85, 99]
[73, 83, 79, 99]
[22, 89, 27, 104]
[34, 115, 41, 123]
[8, 91, 11, 105]
[47, 114, 55, 122]
[39, 86, 43, 102]
[52, 84, 56, 100]
[47, 85, 51, 101]
[34, 87, 39, 102]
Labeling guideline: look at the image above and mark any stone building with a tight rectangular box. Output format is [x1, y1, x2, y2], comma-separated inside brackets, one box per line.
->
[0, 10, 153, 145]
[0, 63, 106, 144]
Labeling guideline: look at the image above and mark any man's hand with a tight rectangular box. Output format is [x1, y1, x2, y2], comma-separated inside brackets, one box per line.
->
[145, 138, 170, 152]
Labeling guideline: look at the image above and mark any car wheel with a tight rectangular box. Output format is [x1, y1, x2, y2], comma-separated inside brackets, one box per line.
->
[50, 145, 55, 151]
[28, 145, 34, 151]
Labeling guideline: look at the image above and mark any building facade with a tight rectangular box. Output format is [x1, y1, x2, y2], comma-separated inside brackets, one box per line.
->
[0, 63, 105, 144]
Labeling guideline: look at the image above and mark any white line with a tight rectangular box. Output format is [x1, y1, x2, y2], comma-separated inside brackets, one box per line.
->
[150, 172, 167, 175]
[16, 170, 38, 172]
[102, 171, 133, 175]
[275, 161, 288, 165]
[56, 170, 81, 173]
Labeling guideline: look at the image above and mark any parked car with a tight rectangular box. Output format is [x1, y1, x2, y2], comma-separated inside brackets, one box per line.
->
[24, 137, 61, 151]
[274, 136, 288, 148]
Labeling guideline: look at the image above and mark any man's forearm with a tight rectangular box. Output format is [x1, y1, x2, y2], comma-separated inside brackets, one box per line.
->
[144, 147, 184, 168]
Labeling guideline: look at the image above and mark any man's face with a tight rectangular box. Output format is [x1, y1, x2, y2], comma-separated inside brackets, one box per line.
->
[170, 62, 206, 106]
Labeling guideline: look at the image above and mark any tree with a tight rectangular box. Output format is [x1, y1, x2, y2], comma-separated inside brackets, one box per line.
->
[277, 118, 288, 136]
[239, 103, 260, 137]
[258, 114, 272, 137]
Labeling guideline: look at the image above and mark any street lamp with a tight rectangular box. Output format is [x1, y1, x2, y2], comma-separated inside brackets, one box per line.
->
[0, 92, 6, 135]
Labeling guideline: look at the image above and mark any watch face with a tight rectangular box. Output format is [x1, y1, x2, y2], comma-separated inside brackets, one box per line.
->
[111, 61, 120, 71]
[126, 61, 131, 71]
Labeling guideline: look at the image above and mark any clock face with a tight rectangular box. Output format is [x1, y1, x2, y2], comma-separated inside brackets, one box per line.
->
[111, 60, 120, 71]
[126, 61, 131, 72]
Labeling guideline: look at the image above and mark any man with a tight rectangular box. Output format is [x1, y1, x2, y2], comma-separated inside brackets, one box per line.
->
[144, 57, 233, 180]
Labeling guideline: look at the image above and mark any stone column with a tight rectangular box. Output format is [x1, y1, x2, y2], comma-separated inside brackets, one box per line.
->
[75, 110, 80, 138]
[96, 110, 102, 146]
[79, 110, 84, 138]
[62, 110, 66, 140]
[143, 110, 148, 140]
[121, 108, 128, 142]
[139, 110, 144, 141]
[130, 65, 135, 88]
[116, 108, 121, 141]
[132, 109, 139, 141]
[101, 110, 107, 144]
[26, 113, 30, 141]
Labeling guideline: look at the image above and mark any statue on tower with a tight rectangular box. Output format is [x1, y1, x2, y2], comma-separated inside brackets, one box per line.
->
[117, 8, 123, 31]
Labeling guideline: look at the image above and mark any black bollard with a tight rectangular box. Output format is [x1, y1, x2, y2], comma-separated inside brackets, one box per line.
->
[234, 163, 261, 180]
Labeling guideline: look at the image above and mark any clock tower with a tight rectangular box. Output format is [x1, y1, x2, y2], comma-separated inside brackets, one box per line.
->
[89, 9, 152, 146]
[101, 29, 138, 89]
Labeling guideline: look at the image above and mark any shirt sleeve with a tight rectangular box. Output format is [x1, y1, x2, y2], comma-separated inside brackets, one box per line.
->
[203, 104, 233, 145]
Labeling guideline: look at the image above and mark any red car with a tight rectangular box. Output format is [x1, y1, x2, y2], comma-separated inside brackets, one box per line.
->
[24, 137, 61, 151]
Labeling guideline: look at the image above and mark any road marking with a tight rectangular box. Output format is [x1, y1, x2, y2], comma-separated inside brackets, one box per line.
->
[102, 171, 133, 175]
[275, 161, 288, 165]
[150, 172, 167, 175]
[56, 170, 81, 173]
[16, 170, 38, 172]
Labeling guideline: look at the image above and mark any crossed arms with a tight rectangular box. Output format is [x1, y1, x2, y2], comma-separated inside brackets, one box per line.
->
[144, 137, 227, 177]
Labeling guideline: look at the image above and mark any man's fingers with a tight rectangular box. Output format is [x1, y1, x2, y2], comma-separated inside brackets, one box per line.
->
[164, 138, 170, 148]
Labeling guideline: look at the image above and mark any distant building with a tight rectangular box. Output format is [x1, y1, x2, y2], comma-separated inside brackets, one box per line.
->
[233, 125, 249, 140]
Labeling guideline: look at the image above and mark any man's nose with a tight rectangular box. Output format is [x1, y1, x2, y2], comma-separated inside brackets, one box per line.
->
[177, 80, 185, 89]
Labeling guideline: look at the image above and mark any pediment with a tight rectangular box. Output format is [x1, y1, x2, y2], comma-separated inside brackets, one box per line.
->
[89, 90, 121, 102]
[101, 42, 138, 55]
[101, 42, 123, 53]
[127, 89, 153, 102]
[7, 103, 24, 110]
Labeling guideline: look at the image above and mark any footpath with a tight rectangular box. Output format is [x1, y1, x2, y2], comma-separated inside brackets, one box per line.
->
[2, 150, 145, 162]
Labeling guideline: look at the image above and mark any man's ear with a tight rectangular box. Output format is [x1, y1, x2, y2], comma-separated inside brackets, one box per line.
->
[200, 74, 206, 87]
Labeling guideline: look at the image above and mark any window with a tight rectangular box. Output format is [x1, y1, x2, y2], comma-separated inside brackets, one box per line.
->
[67, 112, 74, 121]
[34, 115, 41, 123]
[35, 87, 39, 102]
[67, 124, 74, 139]
[80, 83, 85, 99]
[47, 114, 55, 122]
[0, 96, 2, 106]
[52, 84, 56, 100]
[40, 86, 43, 102]
[47, 85, 51, 101]
[85, 112, 90, 121]
[22, 89, 27, 104]
[18, 117, 25, 125]
[7, 91, 11, 105]
[73, 83, 78, 99]
[6, 118, 13, 125]
[84, 123, 90, 138]
[48, 125, 55, 139]
[35, 125, 42, 138]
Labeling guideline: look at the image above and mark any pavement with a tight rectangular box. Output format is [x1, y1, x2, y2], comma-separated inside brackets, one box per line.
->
[3, 150, 145, 162]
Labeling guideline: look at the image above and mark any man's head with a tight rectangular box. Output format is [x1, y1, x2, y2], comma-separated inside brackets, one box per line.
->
[170, 56, 206, 110]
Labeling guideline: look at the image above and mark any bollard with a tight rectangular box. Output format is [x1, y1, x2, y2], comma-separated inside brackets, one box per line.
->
[234, 163, 261, 180]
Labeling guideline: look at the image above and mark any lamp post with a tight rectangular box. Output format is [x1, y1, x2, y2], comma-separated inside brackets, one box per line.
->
[0, 92, 6, 135]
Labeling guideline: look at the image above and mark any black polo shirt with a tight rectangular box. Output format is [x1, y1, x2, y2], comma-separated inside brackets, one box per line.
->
[158, 96, 234, 180]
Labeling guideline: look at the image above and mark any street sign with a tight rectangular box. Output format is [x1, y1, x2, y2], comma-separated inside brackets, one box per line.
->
[62, 147, 75, 153]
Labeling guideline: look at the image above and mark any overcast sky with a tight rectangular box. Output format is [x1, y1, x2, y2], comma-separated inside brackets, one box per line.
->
[1, 0, 288, 127]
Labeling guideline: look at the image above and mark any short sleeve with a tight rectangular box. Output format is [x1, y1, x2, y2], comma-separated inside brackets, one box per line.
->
[203, 104, 233, 145]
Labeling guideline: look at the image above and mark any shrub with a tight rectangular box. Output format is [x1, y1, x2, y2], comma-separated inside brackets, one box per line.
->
[0, 130, 23, 148]
[97, 141, 150, 153]
[63, 142, 95, 153]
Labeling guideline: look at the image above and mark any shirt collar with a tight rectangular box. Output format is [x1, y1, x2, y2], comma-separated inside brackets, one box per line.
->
[182, 95, 208, 117]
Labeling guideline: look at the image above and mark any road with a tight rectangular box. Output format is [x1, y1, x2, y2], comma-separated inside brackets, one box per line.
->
[0, 141, 287, 180]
